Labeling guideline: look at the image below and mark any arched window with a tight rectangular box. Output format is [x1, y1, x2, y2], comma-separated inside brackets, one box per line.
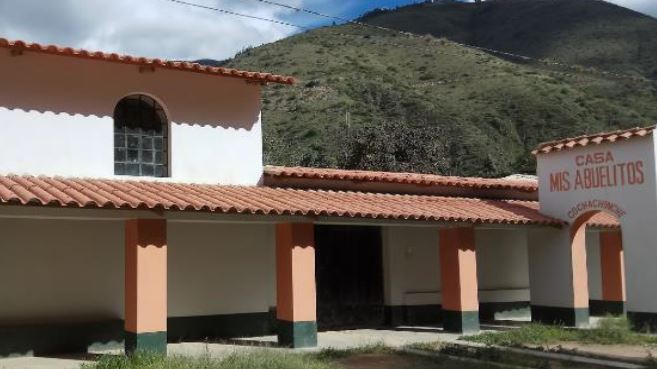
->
[114, 95, 168, 177]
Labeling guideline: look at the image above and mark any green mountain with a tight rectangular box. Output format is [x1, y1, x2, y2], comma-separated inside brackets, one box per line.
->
[221, 0, 657, 177]
[363, 0, 657, 79]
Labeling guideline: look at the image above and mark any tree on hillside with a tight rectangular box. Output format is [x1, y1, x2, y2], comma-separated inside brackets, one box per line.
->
[340, 120, 451, 174]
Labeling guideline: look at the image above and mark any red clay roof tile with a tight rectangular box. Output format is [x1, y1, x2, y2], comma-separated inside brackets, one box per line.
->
[533, 126, 655, 155]
[264, 166, 539, 192]
[587, 212, 620, 229]
[0, 37, 295, 85]
[0, 175, 562, 226]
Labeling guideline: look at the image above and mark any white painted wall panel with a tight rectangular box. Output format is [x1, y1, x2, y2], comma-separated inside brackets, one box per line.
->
[0, 218, 124, 323]
[382, 226, 440, 306]
[0, 108, 115, 178]
[170, 120, 263, 185]
[476, 229, 529, 291]
[167, 222, 276, 317]
[0, 218, 276, 323]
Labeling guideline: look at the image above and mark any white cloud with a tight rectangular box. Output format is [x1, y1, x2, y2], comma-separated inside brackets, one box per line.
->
[606, 0, 657, 17]
[0, 0, 309, 61]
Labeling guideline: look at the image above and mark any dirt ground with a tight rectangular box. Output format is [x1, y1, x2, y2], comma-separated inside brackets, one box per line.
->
[545, 342, 657, 363]
[337, 353, 511, 369]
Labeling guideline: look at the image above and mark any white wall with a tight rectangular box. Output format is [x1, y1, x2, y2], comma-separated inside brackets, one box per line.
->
[586, 231, 602, 301]
[0, 218, 124, 324]
[0, 51, 264, 185]
[0, 217, 277, 324]
[382, 226, 530, 307]
[168, 222, 276, 317]
[476, 229, 530, 303]
[383, 227, 441, 306]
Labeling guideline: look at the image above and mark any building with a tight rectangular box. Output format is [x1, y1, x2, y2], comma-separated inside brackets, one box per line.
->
[0, 37, 648, 357]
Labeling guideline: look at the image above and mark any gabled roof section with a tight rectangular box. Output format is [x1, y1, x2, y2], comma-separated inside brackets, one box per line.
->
[0, 174, 561, 226]
[533, 126, 654, 155]
[264, 166, 538, 192]
[0, 38, 295, 85]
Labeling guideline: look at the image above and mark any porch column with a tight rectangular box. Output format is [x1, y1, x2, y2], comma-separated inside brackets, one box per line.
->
[439, 227, 480, 333]
[599, 230, 626, 315]
[528, 227, 589, 327]
[276, 223, 317, 348]
[124, 219, 167, 354]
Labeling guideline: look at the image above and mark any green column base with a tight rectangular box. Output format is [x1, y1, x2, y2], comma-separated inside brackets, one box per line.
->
[531, 305, 589, 327]
[125, 331, 167, 355]
[442, 310, 479, 334]
[277, 320, 317, 348]
[589, 300, 626, 317]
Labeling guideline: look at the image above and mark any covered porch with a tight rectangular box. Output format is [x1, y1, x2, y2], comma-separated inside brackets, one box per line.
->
[0, 171, 622, 356]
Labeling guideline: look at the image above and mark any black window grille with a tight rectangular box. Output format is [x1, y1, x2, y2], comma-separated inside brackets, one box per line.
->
[114, 95, 168, 177]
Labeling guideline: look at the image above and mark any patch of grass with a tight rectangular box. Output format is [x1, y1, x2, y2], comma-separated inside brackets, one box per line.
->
[315, 342, 392, 360]
[84, 350, 340, 369]
[463, 318, 657, 347]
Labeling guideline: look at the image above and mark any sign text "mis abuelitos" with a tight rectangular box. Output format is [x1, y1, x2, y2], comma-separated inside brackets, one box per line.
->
[549, 151, 644, 193]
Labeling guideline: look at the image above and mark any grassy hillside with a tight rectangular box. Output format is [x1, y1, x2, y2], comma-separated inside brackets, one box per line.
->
[220, 1, 657, 177]
[363, 0, 657, 79]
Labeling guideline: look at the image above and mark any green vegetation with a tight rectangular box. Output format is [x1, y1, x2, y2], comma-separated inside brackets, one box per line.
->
[217, 0, 657, 177]
[363, 0, 657, 79]
[84, 351, 338, 369]
[463, 318, 657, 347]
[82, 346, 513, 369]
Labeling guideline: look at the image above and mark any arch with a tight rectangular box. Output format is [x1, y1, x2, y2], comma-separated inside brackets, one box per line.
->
[113, 94, 169, 177]
[572, 210, 626, 316]
[568, 212, 595, 311]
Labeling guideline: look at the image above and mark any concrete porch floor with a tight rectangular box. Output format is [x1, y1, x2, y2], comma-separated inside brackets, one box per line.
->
[0, 326, 480, 369]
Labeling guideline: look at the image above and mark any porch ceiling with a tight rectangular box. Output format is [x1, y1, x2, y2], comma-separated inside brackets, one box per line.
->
[0, 175, 565, 227]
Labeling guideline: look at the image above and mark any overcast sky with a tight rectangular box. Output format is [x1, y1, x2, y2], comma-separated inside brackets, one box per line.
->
[0, 0, 654, 61]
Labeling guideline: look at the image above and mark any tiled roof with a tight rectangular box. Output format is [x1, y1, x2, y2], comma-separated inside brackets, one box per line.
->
[0, 175, 562, 226]
[588, 212, 621, 229]
[264, 166, 539, 192]
[0, 38, 295, 85]
[533, 126, 654, 155]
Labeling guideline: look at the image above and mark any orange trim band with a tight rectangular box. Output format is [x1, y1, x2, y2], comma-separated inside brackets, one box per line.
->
[439, 227, 479, 311]
[276, 223, 316, 322]
[600, 230, 625, 302]
[125, 219, 168, 334]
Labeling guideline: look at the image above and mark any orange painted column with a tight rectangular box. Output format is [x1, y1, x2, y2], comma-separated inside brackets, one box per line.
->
[124, 219, 167, 354]
[439, 227, 480, 333]
[276, 223, 317, 348]
[599, 230, 626, 315]
[570, 224, 591, 313]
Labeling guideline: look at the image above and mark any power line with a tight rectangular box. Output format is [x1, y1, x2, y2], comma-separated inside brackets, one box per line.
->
[239, 0, 653, 82]
[167, 0, 651, 83]
[244, 0, 347, 22]
[163, 0, 310, 29]
[241, 0, 410, 34]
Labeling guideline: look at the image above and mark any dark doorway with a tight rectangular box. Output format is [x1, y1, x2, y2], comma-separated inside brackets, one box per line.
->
[315, 225, 384, 330]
